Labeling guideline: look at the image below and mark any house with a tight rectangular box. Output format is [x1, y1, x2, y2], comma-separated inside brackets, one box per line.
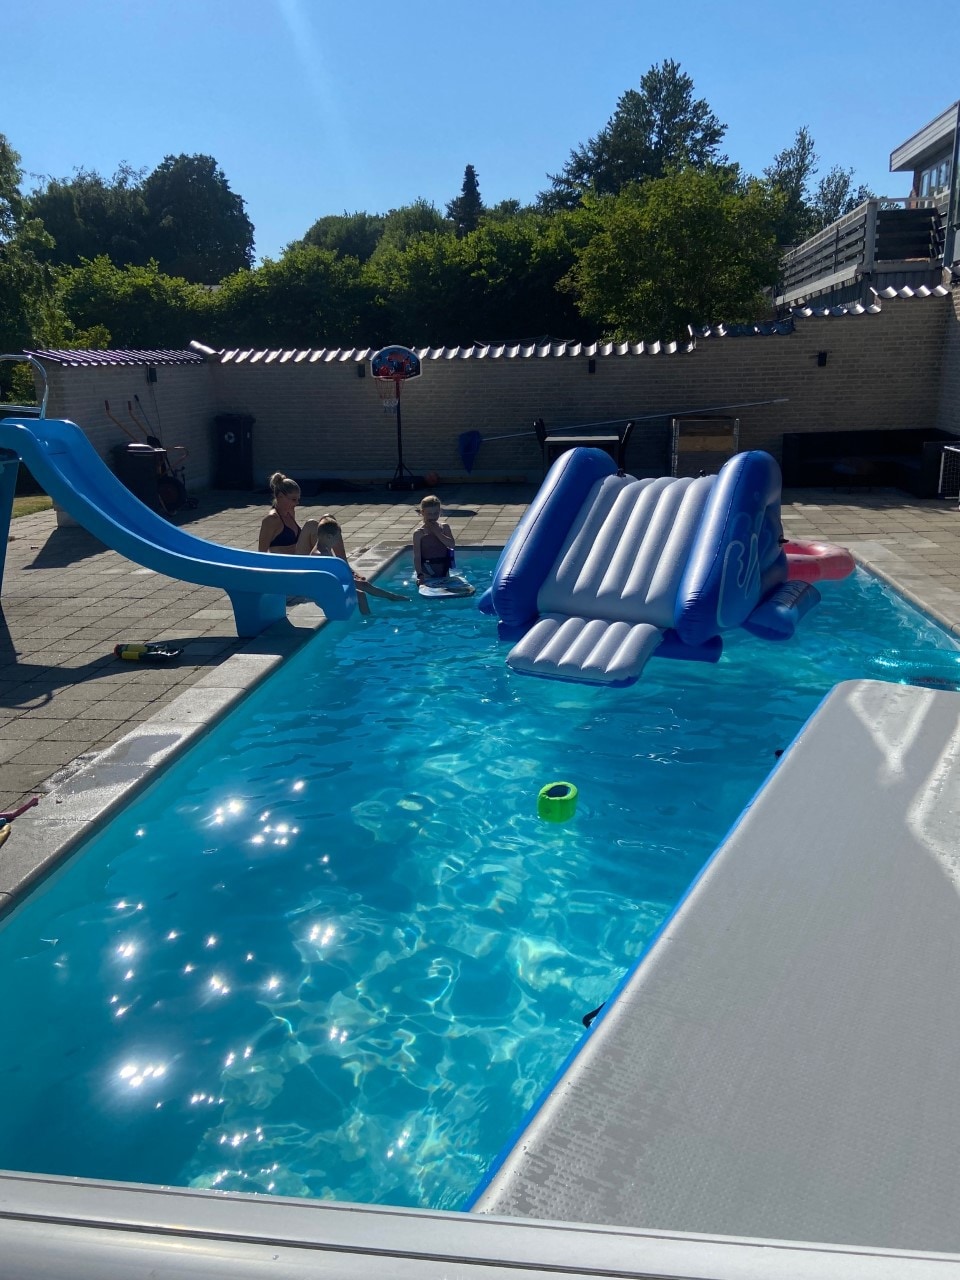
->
[776, 102, 960, 309]
[891, 102, 957, 210]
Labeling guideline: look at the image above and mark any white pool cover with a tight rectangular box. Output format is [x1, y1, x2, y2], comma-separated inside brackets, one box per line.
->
[474, 680, 960, 1255]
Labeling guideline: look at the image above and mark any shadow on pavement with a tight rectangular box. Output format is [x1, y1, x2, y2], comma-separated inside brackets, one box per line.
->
[0, 616, 243, 707]
[18, 525, 107, 572]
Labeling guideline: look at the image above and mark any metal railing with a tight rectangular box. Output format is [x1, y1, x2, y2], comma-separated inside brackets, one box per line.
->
[778, 198, 944, 303]
[0, 354, 48, 419]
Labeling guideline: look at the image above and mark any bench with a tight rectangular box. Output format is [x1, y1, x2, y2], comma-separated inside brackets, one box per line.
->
[781, 428, 959, 497]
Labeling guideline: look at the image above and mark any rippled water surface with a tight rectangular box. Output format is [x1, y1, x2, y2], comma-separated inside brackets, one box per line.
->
[0, 553, 956, 1208]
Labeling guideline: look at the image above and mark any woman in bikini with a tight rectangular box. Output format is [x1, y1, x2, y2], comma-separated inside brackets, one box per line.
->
[258, 473, 319, 555]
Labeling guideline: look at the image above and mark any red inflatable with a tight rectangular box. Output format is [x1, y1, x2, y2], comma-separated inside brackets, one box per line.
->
[784, 540, 855, 583]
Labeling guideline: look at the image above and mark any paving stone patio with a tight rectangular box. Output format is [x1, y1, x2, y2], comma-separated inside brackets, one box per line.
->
[1, 481, 958, 814]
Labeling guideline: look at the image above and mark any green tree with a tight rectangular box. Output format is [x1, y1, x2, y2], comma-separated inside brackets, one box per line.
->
[540, 60, 726, 211]
[0, 134, 69, 378]
[141, 154, 254, 282]
[368, 199, 449, 265]
[25, 165, 148, 268]
[204, 246, 379, 347]
[57, 256, 209, 348]
[764, 126, 818, 246]
[372, 230, 471, 344]
[809, 164, 874, 231]
[565, 168, 783, 341]
[298, 211, 385, 262]
[483, 198, 530, 222]
[446, 164, 484, 238]
[459, 212, 587, 340]
[764, 129, 875, 244]
[0, 134, 24, 240]
[371, 211, 588, 345]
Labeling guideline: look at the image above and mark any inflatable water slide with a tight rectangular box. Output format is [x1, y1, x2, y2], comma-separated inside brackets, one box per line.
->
[478, 447, 834, 687]
[0, 416, 357, 636]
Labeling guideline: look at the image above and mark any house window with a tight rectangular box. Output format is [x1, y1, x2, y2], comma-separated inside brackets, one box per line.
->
[919, 158, 951, 197]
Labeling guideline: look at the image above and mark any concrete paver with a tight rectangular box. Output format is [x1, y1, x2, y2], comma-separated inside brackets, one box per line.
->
[1, 481, 959, 815]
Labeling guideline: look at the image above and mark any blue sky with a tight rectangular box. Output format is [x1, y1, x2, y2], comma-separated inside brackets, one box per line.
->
[5, 0, 958, 262]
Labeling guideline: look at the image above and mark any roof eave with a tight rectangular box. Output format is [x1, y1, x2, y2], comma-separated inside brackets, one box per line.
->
[890, 102, 959, 173]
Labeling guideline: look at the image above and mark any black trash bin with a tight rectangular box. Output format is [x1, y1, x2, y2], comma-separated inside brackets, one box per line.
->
[113, 442, 167, 511]
[212, 413, 255, 489]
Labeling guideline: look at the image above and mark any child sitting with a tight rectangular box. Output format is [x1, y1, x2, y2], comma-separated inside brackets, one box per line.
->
[312, 515, 408, 616]
[412, 495, 456, 584]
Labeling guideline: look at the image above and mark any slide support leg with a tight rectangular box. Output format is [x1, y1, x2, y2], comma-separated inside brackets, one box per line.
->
[0, 452, 20, 593]
[227, 591, 287, 637]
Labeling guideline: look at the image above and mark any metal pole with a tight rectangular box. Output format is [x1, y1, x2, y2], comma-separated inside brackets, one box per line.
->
[395, 383, 404, 479]
[390, 380, 416, 488]
[945, 101, 960, 268]
[479, 398, 790, 445]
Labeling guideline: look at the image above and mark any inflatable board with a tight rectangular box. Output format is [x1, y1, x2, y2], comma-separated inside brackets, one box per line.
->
[419, 574, 475, 599]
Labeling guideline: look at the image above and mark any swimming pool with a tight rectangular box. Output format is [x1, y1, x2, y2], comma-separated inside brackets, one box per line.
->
[0, 552, 956, 1210]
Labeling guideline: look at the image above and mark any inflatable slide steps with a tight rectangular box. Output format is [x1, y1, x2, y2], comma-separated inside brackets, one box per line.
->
[506, 472, 714, 684]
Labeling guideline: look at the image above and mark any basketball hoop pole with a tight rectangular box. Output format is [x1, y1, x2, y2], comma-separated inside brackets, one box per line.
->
[391, 380, 416, 489]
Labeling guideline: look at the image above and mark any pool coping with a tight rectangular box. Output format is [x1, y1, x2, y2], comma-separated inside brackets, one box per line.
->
[851, 551, 960, 639]
[1, 1166, 956, 1278]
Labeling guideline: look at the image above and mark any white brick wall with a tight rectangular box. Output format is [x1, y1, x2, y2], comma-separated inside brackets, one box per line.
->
[44, 363, 217, 487]
[37, 296, 953, 490]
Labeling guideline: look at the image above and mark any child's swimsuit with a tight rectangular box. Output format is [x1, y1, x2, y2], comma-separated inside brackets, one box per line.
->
[422, 553, 453, 578]
[418, 530, 453, 578]
[270, 518, 301, 549]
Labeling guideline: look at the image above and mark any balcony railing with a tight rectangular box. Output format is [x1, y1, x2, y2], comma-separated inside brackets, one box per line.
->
[776, 197, 945, 306]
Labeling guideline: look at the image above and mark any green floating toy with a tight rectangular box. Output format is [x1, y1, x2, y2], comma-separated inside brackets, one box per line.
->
[114, 641, 183, 663]
[537, 781, 578, 823]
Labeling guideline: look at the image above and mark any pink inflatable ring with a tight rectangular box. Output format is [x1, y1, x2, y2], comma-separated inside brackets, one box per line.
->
[784, 540, 855, 583]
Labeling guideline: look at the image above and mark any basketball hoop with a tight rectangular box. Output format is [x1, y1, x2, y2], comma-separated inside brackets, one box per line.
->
[369, 345, 423, 489]
[374, 376, 400, 413]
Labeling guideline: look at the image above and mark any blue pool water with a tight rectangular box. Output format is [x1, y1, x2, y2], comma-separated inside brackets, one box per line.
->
[0, 552, 956, 1210]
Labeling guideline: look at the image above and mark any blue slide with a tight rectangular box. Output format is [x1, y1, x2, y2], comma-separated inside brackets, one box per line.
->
[0, 416, 357, 635]
[478, 447, 821, 687]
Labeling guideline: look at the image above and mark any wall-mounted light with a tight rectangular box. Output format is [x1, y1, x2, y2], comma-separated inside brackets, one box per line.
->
[146, 366, 158, 383]
[816, 351, 828, 367]
[587, 358, 596, 375]
[356, 363, 366, 378]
